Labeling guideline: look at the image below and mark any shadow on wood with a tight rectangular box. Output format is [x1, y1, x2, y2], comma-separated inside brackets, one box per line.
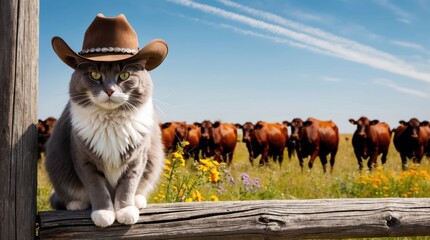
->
[38, 198, 430, 239]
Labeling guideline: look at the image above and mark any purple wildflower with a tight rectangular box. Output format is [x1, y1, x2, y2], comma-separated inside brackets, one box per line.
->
[241, 173, 250, 181]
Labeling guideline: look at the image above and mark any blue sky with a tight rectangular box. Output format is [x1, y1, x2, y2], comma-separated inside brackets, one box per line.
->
[39, 0, 430, 133]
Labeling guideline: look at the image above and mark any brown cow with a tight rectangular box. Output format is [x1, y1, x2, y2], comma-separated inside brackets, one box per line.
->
[393, 118, 430, 170]
[422, 122, 430, 157]
[198, 120, 237, 166]
[38, 117, 57, 161]
[237, 121, 288, 167]
[160, 121, 188, 154]
[349, 117, 391, 171]
[284, 117, 339, 173]
[424, 123, 430, 157]
[184, 123, 201, 161]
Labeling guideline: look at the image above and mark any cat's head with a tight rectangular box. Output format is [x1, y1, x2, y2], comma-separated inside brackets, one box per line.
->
[69, 61, 153, 111]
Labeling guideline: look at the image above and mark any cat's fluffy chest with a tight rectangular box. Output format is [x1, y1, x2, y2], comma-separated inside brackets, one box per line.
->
[70, 99, 154, 186]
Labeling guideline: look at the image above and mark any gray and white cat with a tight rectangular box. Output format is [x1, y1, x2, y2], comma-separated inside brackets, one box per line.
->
[45, 60, 164, 227]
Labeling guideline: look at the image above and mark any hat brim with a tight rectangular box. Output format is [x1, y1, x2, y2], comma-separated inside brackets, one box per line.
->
[51, 36, 168, 71]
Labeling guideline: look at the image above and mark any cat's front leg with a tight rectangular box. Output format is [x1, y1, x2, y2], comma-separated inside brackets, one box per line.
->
[114, 158, 145, 225]
[86, 184, 115, 227]
[73, 156, 116, 227]
[87, 183, 115, 227]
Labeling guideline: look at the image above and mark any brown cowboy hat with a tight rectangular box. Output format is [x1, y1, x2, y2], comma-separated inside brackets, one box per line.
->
[52, 13, 168, 71]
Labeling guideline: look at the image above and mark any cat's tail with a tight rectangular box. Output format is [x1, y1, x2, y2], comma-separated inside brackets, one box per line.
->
[49, 192, 66, 210]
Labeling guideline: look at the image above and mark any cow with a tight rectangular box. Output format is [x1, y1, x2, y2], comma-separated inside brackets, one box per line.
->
[160, 121, 188, 154]
[425, 123, 430, 157]
[237, 121, 288, 167]
[198, 120, 237, 166]
[349, 117, 391, 171]
[38, 117, 57, 161]
[393, 118, 430, 170]
[283, 117, 339, 173]
[184, 123, 201, 161]
[422, 122, 430, 157]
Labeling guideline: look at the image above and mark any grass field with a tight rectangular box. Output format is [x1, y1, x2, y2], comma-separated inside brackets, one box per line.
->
[37, 134, 430, 239]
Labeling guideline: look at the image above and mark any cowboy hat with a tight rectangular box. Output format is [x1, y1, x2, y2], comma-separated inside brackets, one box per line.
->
[52, 13, 168, 71]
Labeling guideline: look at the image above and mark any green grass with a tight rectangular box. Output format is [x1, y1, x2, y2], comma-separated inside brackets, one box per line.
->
[154, 134, 430, 201]
[37, 134, 430, 239]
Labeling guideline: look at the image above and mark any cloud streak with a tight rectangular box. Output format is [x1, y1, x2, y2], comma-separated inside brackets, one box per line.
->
[169, 0, 430, 84]
[373, 78, 429, 98]
[373, 0, 412, 24]
[391, 40, 430, 54]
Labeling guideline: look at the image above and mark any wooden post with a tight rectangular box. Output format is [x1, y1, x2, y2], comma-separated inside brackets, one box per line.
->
[39, 198, 430, 239]
[0, 0, 39, 239]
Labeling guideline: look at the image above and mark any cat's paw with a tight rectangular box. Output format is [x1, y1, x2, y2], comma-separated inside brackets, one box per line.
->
[91, 210, 115, 228]
[135, 194, 147, 209]
[116, 206, 140, 225]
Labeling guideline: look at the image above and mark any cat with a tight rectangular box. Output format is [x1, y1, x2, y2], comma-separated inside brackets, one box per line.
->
[45, 60, 164, 227]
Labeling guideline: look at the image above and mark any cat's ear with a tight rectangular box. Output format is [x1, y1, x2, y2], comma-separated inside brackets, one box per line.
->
[123, 60, 145, 71]
[76, 62, 97, 70]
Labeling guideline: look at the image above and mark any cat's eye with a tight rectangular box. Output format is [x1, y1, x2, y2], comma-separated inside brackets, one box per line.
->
[119, 72, 130, 81]
[90, 71, 102, 81]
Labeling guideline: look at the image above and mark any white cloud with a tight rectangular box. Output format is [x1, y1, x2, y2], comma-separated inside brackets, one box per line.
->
[169, 0, 430, 84]
[322, 76, 343, 82]
[373, 78, 429, 98]
[373, 0, 413, 24]
[218, 24, 340, 58]
[391, 40, 430, 54]
[284, 9, 326, 23]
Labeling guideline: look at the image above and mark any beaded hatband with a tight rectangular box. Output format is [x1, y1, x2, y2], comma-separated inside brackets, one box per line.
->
[78, 47, 138, 55]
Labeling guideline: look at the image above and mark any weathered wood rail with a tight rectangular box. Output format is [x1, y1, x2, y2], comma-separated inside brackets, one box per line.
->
[38, 198, 430, 239]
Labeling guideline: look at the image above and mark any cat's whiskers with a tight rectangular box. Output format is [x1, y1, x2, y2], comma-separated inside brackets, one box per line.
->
[70, 92, 95, 109]
[122, 101, 138, 113]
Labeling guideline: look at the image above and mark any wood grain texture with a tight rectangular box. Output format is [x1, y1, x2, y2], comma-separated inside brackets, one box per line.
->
[38, 198, 430, 239]
[0, 0, 39, 239]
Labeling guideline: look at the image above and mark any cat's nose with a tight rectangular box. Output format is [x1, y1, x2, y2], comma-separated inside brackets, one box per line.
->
[104, 89, 115, 97]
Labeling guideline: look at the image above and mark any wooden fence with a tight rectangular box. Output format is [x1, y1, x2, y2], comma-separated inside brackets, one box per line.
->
[38, 198, 430, 239]
[1, 1, 430, 240]
[0, 0, 39, 239]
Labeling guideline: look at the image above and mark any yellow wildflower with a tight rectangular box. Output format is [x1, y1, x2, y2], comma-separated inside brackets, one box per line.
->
[199, 164, 209, 172]
[192, 190, 203, 201]
[179, 158, 185, 167]
[185, 198, 193, 202]
[210, 168, 220, 183]
[199, 159, 215, 168]
[173, 152, 183, 159]
[210, 195, 219, 201]
[164, 165, 172, 172]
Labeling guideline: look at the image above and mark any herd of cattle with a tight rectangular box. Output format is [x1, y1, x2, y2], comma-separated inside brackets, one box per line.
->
[38, 116, 430, 172]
